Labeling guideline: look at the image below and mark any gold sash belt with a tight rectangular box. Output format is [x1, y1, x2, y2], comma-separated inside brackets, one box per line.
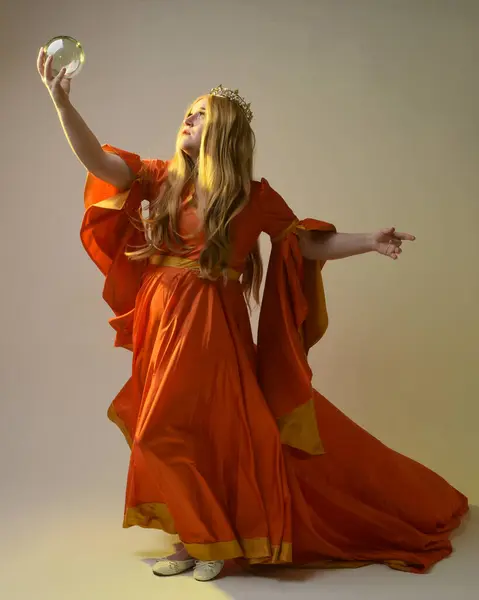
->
[149, 255, 241, 281]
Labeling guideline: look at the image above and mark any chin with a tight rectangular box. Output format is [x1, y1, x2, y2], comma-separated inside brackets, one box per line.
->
[180, 142, 199, 159]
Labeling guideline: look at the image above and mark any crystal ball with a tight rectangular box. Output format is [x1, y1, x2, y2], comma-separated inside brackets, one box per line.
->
[43, 36, 85, 78]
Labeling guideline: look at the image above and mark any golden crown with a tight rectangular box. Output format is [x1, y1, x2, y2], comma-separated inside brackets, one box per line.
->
[209, 84, 253, 123]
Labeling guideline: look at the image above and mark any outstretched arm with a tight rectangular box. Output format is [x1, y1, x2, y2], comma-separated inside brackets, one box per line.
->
[298, 227, 416, 261]
[37, 48, 134, 190]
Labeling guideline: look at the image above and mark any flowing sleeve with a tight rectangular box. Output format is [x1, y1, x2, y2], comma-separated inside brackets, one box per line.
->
[257, 179, 336, 455]
[80, 145, 167, 350]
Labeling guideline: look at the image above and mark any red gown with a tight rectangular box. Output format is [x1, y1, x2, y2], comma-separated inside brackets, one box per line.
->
[80, 146, 468, 573]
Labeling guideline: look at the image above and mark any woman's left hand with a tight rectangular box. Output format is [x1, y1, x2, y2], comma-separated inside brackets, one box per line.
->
[372, 227, 416, 260]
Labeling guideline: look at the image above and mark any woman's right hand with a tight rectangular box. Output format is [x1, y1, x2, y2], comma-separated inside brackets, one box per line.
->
[37, 47, 71, 108]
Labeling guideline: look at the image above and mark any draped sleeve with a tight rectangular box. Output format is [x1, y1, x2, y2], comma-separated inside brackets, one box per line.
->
[80, 145, 167, 350]
[257, 179, 336, 455]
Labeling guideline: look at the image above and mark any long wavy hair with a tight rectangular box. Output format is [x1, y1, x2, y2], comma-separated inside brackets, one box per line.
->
[127, 94, 263, 305]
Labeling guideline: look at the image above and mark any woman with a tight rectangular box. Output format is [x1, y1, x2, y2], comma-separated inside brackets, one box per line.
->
[38, 49, 468, 583]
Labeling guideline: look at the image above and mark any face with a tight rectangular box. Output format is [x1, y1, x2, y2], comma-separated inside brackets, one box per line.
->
[179, 98, 207, 159]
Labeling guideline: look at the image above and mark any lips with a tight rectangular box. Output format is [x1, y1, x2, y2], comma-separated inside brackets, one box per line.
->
[182, 129, 191, 135]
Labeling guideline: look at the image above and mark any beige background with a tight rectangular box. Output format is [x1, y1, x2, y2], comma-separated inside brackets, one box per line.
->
[1, 2, 478, 596]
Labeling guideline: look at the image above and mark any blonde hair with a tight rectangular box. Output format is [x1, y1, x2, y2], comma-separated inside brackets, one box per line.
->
[127, 94, 263, 305]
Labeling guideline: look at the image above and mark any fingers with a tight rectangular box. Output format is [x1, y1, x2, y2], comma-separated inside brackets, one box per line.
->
[385, 238, 403, 260]
[55, 67, 67, 85]
[44, 54, 54, 82]
[385, 239, 402, 254]
[388, 248, 400, 260]
[393, 231, 416, 241]
[37, 47, 46, 77]
[391, 246, 402, 259]
[383, 227, 416, 242]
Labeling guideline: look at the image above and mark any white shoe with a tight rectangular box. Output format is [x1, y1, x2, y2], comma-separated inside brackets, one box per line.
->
[193, 560, 225, 582]
[152, 558, 195, 577]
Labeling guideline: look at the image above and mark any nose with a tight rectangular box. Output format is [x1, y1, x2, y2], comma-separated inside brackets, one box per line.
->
[184, 114, 194, 126]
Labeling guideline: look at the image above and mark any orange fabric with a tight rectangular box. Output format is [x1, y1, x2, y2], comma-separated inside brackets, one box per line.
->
[81, 147, 468, 573]
[258, 218, 335, 432]
[81, 145, 168, 348]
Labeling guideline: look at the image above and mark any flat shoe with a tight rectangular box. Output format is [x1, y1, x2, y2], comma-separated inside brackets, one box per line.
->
[194, 560, 225, 582]
[152, 558, 195, 577]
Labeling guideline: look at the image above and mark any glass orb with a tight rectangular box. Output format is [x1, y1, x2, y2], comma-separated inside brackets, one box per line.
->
[43, 36, 85, 78]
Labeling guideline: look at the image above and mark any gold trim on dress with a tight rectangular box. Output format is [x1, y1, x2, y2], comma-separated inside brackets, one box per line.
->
[124, 502, 177, 535]
[149, 254, 241, 281]
[277, 397, 324, 455]
[185, 539, 291, 562]
[124, 501, 292, 562]
[124, 502, 413, 570]
[267, 219, 329, 455]
[92, 190, 130, 211]
[272, 219, 300, 243]
[302, 257, 329, 351]
[107, 404, 133, 448]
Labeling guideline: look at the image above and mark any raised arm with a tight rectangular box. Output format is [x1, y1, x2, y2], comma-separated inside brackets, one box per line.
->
[37, 48, 134, 190]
